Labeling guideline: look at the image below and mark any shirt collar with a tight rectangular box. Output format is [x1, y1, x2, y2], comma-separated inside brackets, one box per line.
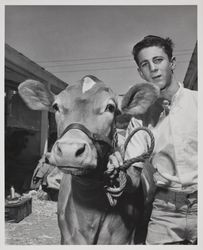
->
[170, 82, 183, 106]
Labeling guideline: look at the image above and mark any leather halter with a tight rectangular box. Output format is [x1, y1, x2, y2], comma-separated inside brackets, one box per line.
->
[58, 123, 115, 175]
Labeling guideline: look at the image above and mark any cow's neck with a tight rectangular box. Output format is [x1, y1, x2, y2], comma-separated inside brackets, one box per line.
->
[71, 173, 109, 208]
[71, 171, 104, 189]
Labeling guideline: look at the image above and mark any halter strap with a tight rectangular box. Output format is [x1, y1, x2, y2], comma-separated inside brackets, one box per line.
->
[58, 123, 114, 175]
[59, 123, 113, 149]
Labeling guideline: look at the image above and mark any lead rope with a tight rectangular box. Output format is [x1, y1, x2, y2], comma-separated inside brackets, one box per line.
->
[104, 126, 155, 207]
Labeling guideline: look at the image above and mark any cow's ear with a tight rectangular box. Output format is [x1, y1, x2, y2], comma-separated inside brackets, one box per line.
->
[18, 80, 55, 111]
[115, 108, 121, 116]
[115, 113, 132, 130]
[121, 83, 160, 117]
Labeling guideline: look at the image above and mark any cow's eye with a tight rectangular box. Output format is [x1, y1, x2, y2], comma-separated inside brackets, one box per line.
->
[105, 104, 116, 113]
[52, 103, 59, 112]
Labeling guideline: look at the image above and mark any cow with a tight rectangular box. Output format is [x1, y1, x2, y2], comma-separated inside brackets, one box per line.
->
[18, 75, 144, 245]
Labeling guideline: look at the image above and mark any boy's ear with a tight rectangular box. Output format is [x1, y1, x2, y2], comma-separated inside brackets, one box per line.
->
[170, 56, 176, 72]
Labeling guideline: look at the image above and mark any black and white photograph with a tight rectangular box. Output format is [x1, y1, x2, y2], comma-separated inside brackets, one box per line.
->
[2, 0, 202, 247]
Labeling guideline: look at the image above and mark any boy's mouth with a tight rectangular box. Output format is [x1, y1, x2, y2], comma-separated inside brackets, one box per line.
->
[160, 85, 167, 91]
[152, 75, 162, 80]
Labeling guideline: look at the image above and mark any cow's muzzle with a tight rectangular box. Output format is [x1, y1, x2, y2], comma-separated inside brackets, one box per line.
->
[48, 123, 114, 176]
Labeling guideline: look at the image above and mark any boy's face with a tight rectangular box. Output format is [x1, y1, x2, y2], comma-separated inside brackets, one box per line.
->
[137, 46, 176, 93]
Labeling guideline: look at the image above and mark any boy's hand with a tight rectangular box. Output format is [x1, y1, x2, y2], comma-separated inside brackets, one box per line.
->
[104, 151, 126, 206]
[106, 151, 123, 180]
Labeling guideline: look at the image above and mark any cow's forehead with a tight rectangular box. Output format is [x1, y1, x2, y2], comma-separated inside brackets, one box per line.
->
[56, 77, 117, 107]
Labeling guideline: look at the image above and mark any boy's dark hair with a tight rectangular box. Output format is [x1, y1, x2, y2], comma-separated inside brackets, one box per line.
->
[132, 35, 174, 65]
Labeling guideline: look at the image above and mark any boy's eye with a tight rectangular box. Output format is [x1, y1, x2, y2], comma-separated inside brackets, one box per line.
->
[140, 62, 148, 68]
[154, 58, 163, 64]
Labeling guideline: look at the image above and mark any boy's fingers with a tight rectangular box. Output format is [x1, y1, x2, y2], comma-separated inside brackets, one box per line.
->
[113, 151, 123, 167]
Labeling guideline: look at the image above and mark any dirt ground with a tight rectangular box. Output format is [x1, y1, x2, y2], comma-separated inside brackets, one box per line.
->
[5, 191, 61, 245]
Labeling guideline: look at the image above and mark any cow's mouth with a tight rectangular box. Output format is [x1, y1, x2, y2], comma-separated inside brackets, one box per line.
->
[58, 165, 95, 176]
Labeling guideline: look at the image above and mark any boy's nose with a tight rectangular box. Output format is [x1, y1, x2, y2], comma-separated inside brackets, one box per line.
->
[149, 62, 157, 71]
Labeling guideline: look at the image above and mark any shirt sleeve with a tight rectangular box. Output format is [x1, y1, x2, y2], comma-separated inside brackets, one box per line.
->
[124, 117, 150, 190]
[124, 117, 149, 168]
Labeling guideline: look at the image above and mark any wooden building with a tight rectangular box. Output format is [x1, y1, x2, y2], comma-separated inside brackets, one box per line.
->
[5, 44, 67, 194]
[183, 42, 197, 90]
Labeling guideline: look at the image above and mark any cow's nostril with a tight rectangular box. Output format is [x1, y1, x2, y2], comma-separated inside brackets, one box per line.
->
[56, 142, 62, 156]
[75, 144, 86, 157]
[45, 155, 50, 164]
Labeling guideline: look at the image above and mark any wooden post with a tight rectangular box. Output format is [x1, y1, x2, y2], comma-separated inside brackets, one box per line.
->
[40, 82, 52, 156]
[40, 110, 48, 156]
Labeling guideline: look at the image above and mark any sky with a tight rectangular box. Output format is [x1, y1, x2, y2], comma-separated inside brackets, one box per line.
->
[5, 5, 197, 95]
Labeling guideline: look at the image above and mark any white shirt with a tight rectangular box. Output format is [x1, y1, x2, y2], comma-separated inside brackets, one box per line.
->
[124, 83, 197, 193]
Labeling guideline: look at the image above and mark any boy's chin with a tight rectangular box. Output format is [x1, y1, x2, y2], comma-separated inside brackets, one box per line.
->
[160, 85, 169, 96]
[159, 92, 169, 101]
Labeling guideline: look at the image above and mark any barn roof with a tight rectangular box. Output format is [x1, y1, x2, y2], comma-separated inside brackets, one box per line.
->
[5, 44, 68, 93]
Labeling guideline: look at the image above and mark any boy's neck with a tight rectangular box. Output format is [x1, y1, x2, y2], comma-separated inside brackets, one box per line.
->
[160, 77, 180, 101]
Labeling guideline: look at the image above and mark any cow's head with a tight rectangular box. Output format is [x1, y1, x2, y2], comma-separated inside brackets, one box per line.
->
[18, 75, 119, 175]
